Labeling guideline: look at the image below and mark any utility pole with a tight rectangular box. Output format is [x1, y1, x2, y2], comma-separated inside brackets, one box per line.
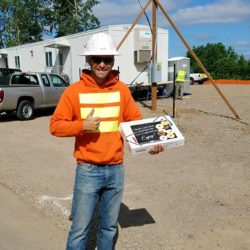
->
[151, 0, 157, 111]
[116, 0, 240, 119]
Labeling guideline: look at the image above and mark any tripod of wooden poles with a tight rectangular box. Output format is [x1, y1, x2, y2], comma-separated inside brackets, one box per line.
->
[116, 0, 240, 119]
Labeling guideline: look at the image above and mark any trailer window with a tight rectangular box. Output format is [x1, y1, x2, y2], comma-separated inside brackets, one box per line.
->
[15, 56, 20, 68]
[45, 52, 53, 67]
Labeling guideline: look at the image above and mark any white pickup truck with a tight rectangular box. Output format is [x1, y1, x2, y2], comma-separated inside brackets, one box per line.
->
[190, 73, 208, 84]
[0, 72, 68, 120]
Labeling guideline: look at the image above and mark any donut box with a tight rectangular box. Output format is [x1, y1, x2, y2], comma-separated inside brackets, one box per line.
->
[119, 115, 185, 154]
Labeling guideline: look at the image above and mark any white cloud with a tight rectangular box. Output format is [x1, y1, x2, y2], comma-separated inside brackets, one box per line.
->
[93, 0, 189, 26]
[91, 1, 250, 60]
[93, 1, 250, 27]
[171, 0, 250, 24]
[234, 40, 250, 47]
[93, 0, 148, 26]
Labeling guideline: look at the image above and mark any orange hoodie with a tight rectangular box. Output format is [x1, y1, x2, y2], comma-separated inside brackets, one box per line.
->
[50, 70, 142, 164]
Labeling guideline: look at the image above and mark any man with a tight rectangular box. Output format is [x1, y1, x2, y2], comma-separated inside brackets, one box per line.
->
[50, 32, 164, 250]
[60, 70, 70, 84]
[175, 67, 187, 100]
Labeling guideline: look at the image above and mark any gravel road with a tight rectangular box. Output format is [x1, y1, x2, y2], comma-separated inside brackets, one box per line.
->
[0, 84, 249, 250]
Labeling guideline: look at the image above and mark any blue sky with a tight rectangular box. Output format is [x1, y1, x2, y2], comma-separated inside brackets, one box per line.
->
[93, 0, 250, 59]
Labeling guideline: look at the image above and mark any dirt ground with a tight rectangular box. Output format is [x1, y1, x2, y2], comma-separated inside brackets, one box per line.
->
[0, 84, 250, 250]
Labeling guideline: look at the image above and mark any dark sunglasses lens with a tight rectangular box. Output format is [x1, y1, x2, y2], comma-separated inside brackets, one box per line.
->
[92, 57, 113, 64]
[92, 57, 102, 64]
[103, 57, 113, 64]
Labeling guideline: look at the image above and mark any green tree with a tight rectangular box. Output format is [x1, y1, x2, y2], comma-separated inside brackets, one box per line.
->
[0, 0, 48, 47]
[48, 0, 100, 37]
[0, 0, 11, 48]
[186, 43, 250, 80]
[0, 11, 6, 48]
[0, 0, 100, 47]
[237, 55, 250, 80]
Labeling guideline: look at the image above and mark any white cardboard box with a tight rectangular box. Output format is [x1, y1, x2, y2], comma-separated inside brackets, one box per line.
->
[119, 115, 185, 154]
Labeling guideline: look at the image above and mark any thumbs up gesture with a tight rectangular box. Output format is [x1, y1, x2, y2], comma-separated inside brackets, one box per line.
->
[83, 108, 100, 131]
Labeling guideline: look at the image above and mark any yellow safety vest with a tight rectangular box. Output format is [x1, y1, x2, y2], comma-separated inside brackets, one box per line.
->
[176, 70, 186, 82]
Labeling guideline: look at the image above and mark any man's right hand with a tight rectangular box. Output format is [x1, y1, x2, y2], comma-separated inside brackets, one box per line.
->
[83, 108, 100, 131]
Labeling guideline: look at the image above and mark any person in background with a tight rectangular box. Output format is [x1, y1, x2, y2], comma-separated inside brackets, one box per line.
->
[175, 66, 187, 100]
[50, 32, 164, 250]
[60, 70, 70, 84]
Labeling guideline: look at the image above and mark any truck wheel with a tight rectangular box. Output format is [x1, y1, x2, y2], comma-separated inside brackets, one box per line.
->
[16, 100, 34, 120]
[198, 80, 204, 85]
[190, 77, 194, 85]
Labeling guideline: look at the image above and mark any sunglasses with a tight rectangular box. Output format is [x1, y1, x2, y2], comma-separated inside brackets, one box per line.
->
[91, 56, 114, 64]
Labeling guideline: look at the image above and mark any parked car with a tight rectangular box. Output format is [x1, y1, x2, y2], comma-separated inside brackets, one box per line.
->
[190, 73, 208, 84]
[0, 68, 22, 85]
[0, 72, 69, 120]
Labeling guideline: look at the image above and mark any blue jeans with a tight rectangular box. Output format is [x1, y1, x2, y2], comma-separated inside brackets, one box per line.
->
[66, 163, 124, 250]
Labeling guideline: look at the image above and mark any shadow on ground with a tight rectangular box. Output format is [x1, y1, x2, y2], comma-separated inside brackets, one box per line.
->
[85, 202, 156, 250]
[0, 108, 55, 122]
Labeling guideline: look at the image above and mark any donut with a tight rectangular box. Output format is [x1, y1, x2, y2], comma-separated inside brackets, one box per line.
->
[161, 120, 170, 129]
[166, 129, 175, 139]
[161, 120, 169, 126]
[160, 135, 168, 141]
[156, 129, 165, 136]
[156, 123, 163, 129]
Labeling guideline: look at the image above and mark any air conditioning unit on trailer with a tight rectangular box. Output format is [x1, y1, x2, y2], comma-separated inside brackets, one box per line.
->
[134, 28, 152, 63]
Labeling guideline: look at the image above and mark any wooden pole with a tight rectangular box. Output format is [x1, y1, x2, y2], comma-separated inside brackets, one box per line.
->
[151, 0, 157, 111]
[155, 0, 239, 119]
[116, 0, 152, 51]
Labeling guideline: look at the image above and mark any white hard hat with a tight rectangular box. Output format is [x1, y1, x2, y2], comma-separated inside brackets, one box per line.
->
[80, 32, 120, 56]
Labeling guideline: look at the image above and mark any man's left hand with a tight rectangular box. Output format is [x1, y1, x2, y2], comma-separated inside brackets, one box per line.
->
[148, 144, 165, 154]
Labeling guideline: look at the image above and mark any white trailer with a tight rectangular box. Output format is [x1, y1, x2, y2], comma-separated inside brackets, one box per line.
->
[0, 24, 169, 86]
